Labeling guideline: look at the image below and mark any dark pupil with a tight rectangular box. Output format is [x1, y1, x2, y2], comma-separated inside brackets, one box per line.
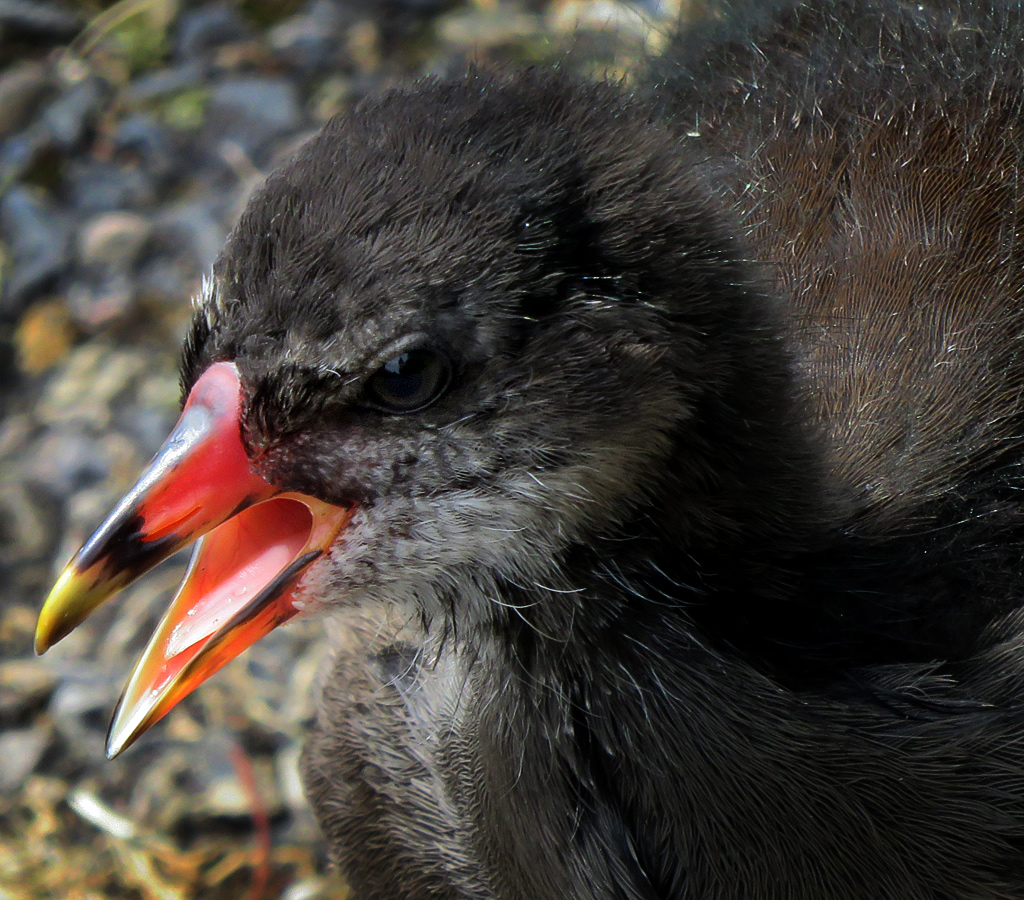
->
[369, 348, 448, 412]
[381, 353, 422, 399]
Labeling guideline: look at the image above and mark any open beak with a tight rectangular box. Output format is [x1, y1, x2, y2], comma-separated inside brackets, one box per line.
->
[35, 362, 353, 758]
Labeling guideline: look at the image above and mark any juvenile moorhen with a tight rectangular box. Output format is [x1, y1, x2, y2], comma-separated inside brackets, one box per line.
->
[37, 1, 1024, 897]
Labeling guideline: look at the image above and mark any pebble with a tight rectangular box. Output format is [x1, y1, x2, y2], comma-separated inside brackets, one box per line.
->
[66, 158, 157, 212]
[113, 114, 176, 180]
[276, 741, 309, 810]
[113, 401, 176, 455]
[13, 297, 75, 374]
[0, 476, 56, 563]
[77, 212, 153, 271]
[36, 344, 147, 427]
[175, 3, 251, 60]
[0, 659, 58, 721]
[66, 275, 138, 330]
[0, 726, 51, 792]
[23, 427, 111, 496]
[269, 1, 347, 75]
[49, 674, 117, 762]
[39, 77, 104, 150]
[210, 76, 303, 142]
[129, 737, 284, 827]
[50, 672, 116, 719]
[0, 60, 52, 138]
[0, 129, 43, 185]
[135, 255, 195, 312]
[124, 61, 204, 103]
[153, 198, 231, 271]
[0, 0, 81, 41]
[0, 185, 71, 313]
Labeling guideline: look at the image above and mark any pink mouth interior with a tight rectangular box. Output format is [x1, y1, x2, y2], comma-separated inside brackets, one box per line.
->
[164, 497, 313, 658]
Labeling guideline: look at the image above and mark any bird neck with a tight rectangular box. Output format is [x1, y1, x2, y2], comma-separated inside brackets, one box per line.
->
[478, 368, 836, 686]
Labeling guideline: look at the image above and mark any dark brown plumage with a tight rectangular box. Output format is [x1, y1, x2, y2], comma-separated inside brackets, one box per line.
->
[39, 1, 1024, 897]
[271, 4, 1024, 895]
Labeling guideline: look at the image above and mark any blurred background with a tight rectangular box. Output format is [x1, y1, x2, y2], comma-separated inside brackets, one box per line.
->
[0, 0, 682, 897]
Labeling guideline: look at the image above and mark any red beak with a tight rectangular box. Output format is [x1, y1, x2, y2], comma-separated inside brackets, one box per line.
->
[35, 362, 353, 757]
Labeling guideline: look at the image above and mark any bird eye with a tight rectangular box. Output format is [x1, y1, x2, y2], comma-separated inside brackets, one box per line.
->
[363, 348, 451, 413]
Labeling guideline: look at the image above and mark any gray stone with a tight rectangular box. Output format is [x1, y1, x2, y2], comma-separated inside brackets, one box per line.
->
[50, 675, 115, 718]
[66, 275, 138, 330]
[0, 185, 71, 312]
[124, 62, 203, 103]
[136, 255, 194, 309]
[77, 212, 153, 270]
[67, 159, 156, 212]
[131, 735, 285, 827]
[114, 400, 177, 456]
[40, 76, 103, 149]
[0, 660, 58, 720]
[211, 77, 303, 135]
[36, 344, 148, 427]
[0, 60, 52, 138]
[0, 479, 54, 563]
[175, 3, 249, 60]
[269, 1, 346, 74]
[0, 130, 43, 185]
[0, 0, 81, 40]
[0, 726, 51, 792]
[49, 670, 119, 762]
[113, 114, 175, 179]
[153, 198, 229, 270]
[24, 427, 110, 496]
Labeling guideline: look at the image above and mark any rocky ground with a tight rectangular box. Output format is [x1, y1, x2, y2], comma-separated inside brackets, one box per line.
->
[0, 1, 679, 897]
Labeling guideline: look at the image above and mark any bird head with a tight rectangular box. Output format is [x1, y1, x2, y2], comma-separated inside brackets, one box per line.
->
[36, 70, 808, 757]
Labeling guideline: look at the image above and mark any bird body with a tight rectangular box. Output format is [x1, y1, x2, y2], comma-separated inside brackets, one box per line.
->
[299, 5, 1024, 894]
[36, 1, 1024, 898]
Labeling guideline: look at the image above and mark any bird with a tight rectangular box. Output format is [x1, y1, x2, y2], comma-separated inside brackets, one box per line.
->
[34, 0, 1024, 897]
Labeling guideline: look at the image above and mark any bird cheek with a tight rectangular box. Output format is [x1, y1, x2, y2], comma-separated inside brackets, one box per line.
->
[290, 546, 344, 614]
[243, 431, 362, 506]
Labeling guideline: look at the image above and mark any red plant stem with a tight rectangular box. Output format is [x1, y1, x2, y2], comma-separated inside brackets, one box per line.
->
[230, 740, 271, 900]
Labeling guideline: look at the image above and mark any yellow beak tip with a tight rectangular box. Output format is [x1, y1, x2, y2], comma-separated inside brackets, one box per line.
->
[35, 564, 95, 656]
[33, 631, 51, 656]
[34, 601, 64, 656]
